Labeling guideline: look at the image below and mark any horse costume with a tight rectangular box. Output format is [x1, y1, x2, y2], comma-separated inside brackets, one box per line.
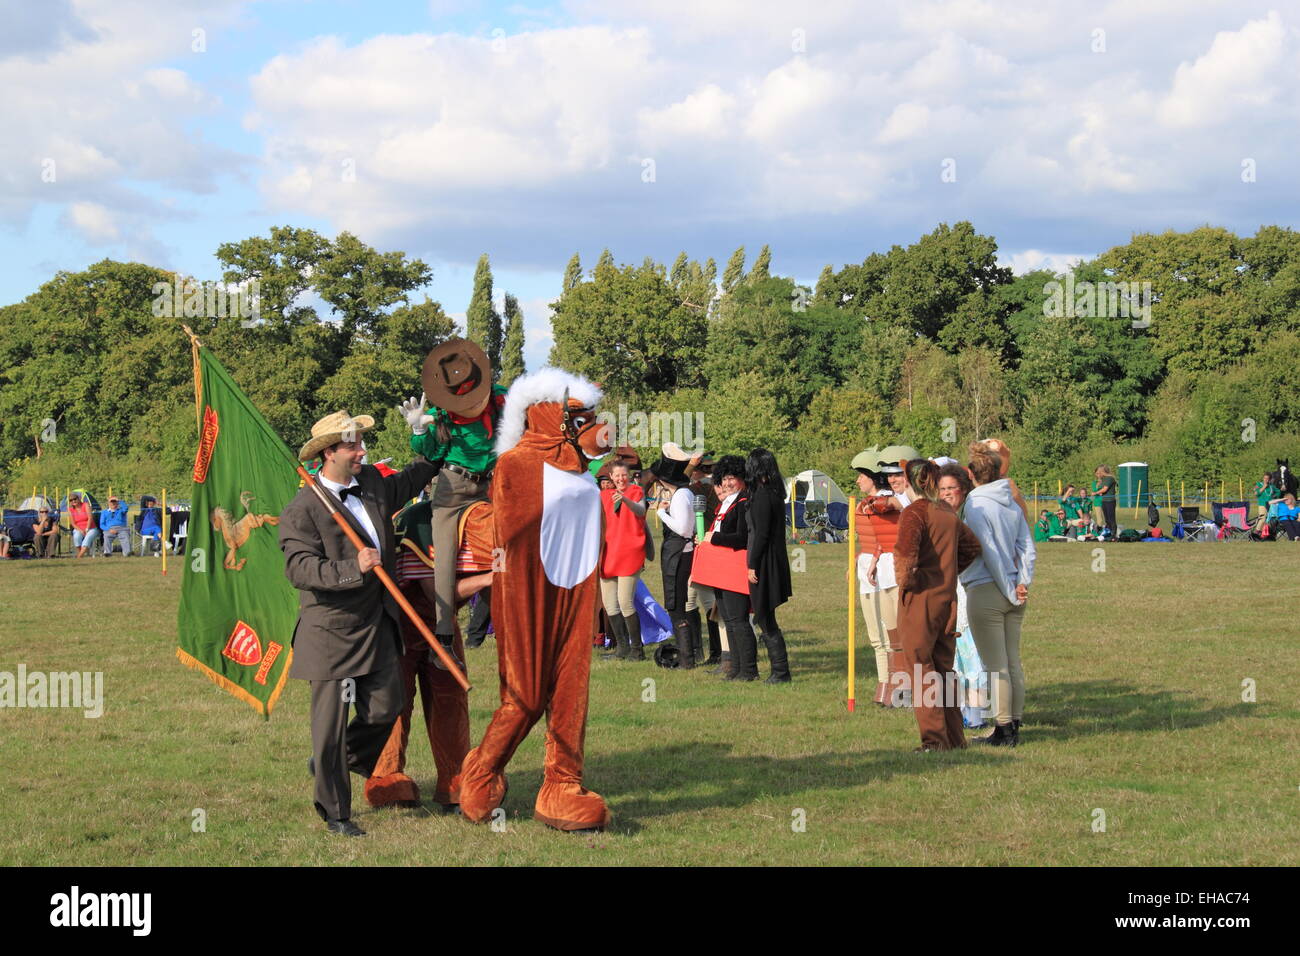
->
[455, 368, 613, 831]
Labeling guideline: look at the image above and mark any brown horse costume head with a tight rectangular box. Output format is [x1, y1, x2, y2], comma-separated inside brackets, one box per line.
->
[456, 368, 613, 831]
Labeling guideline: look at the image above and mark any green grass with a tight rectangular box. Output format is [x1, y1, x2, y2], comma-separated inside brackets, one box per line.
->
[1, 540, 1296, 866]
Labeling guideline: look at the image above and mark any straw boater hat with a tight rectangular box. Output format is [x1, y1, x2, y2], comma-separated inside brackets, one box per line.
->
[422, 337, 493, 418]
[298, 410, 376, 462]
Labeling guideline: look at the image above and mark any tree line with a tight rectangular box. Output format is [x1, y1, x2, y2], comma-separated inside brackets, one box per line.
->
[2, 221, 1298, 502]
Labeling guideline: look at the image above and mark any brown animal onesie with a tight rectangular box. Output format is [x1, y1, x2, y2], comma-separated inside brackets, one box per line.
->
[893, 498, 982, 751]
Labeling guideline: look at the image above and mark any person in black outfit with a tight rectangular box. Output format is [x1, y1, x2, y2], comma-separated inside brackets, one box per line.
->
[745, 448, 793, 683]
[704, 456, 761, 681]
[648, 451, 697, 667]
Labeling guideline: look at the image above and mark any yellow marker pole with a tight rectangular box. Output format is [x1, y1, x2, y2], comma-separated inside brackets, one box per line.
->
[1166, 478, 1171, 512]
[1134, 480, 1142, 521]
[161, 488, 168, 576]
[1057, 478, 1062, 498]
[790, 492, 796, 543]
[847, 496, 856, 713]
[1203, 481, 1209, 506]
[1238, 477, 1244, 503]
[1033, 481, 1038, 511]
[1180, 481, 1185, 509]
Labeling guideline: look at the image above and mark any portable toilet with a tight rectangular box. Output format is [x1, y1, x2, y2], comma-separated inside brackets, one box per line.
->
[1118, 462, 1149, 508]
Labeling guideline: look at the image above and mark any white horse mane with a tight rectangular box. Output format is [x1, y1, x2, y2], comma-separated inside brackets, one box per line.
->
[495, 367, 603, 455]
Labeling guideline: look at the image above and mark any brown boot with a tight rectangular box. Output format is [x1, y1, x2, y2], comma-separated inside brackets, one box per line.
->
[886, 628, 910, 708]
[715, 651, 735, 679]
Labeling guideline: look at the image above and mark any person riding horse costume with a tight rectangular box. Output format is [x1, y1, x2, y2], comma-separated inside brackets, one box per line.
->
[455, 368, 614, 831]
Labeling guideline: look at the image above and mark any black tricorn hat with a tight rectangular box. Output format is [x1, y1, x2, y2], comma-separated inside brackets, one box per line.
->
[648, 456, 692, 488]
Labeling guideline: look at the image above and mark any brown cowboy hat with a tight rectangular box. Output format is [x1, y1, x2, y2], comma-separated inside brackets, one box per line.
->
[298, 410, 376, 461]
[421, 337, 493, 418]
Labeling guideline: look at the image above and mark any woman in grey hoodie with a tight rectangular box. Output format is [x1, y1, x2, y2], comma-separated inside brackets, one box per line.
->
[959, 446, 1036, 746]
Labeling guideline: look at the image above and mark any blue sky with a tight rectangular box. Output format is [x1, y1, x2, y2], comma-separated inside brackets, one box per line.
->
[4, 0, 1299, 373]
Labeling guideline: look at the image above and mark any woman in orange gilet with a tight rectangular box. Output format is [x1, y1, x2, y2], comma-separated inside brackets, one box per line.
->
[851, 449, 907, 707]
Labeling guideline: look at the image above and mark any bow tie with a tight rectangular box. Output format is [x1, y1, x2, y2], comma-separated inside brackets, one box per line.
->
[339, 485, 364, 502]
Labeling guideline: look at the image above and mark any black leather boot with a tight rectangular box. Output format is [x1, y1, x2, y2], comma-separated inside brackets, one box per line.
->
[702, 619, 722, 666]
[761, 629, 791, 684]
[623, 613, 645, 661]
[728, 622, 759, 681]
[977, 722, 1018, 747]
[686, 608, 703, 662]
[601, 614, 628, 660]
[674, 617, 695, 669]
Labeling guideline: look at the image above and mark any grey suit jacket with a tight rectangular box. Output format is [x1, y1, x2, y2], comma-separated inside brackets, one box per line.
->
[279, 459, 438, 681]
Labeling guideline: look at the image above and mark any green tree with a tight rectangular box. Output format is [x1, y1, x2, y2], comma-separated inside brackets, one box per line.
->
[465, 254, 503, 375]
[748, 244, 772, 283]
[549, 263, 707, 397]
[215, 225, 331, 329]
[563, 253, 583, 293]
[312, 231, 432, 345]
[500, 293, 526, 386]
[722, 246, 745, 292]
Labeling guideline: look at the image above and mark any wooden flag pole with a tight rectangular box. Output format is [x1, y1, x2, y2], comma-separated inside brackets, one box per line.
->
[296, 465, 471, 693]
[847, 496, 856, 713]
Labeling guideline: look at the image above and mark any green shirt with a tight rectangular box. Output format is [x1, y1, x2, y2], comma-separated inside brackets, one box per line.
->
[409, 385, 508, 474]
[1034, 513, 1065, 541]
[1256, 482, 1278, 508]
[1061, 496, 1086, 519]
[1093, 477, 1116, 504]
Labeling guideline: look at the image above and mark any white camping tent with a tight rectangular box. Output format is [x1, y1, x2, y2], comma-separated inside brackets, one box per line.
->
[784, 469, 848, 505]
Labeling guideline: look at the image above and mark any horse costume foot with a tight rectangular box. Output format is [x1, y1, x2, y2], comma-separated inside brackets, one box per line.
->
[534, 781, 611, 832]
[365, 772, 421, 808]
[456, 752, 509, 823]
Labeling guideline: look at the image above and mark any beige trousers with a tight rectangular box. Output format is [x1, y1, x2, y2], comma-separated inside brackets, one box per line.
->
[965, 581, 1026, 725]
[859, 586, 898, 682]
[599, 575, 639, 617]
[686, 582, 728, 651]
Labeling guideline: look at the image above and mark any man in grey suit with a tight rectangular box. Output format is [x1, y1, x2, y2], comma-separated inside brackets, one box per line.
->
[280, 410, 439, 836]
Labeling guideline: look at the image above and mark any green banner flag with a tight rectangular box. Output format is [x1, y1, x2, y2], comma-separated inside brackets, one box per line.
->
[176, 344, 302, 717]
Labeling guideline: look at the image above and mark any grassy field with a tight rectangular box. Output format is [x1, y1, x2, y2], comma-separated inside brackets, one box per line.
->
[2, 540, 1296, 866]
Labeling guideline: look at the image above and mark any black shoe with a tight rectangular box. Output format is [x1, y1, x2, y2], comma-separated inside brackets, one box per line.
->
[977, 722, 1018, 747]
[326, 818, 366, 837]
[432, 635, 462, 672]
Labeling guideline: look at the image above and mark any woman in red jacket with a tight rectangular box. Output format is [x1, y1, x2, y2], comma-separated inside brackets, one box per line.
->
[893, 459, 982, 751]
[599, 461, 648, 661]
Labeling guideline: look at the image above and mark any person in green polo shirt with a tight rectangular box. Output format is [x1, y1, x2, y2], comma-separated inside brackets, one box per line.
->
[400, 339, 507, 667]
[1060, 484, 1088, 534]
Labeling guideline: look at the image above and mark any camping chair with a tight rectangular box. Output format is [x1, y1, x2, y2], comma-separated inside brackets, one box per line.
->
[2, 509, 39, 558]
[803, 500, 830, 541]
[1212, 501, 1252, 541]
[825, 501, 849, 543]
[1174, 506, 1214, 542]
[134, 501, 165, 556]
[169, 510, 190, 555]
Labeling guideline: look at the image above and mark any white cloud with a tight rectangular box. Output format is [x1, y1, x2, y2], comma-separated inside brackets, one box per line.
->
[1158, 10, 1287, 128]
[64, 201, 120, 242]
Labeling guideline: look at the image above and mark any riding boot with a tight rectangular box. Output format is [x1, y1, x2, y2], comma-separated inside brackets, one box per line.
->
[674, 617, 695, 669]
[886, 627, 910, 708]
[729, 622, 759, 681]
[602, 614, 628, 660]
[686, 608, 703, 663]
[702, 619, 722, 666]
[713, 651, 734, 678]
[623, 613, 645, 661]
[761, 629, 791, 684]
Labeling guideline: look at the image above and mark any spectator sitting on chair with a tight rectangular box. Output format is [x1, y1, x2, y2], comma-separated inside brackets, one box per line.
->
[68, 492, 98, 557]
[0, 517, 10, 558]
[1275, 493, 1300, 541]
[100, 495, 131, 557]
[138, 495, 163, 556]
[33, 507, 61, 558]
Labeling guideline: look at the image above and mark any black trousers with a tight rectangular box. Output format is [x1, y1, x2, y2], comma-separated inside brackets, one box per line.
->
[307, 620, 403, 822]
[467, 586, 492, 646]
[1102, 499, 1117, 538]
[716, 586, 757, 653]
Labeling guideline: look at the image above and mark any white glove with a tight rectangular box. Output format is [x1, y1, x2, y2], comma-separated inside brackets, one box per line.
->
[399, 393, 437, 435]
